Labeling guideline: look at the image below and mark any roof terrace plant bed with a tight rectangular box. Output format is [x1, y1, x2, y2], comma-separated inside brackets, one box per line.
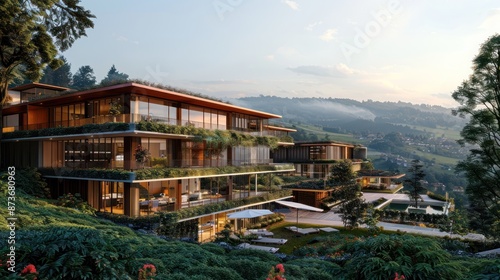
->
[136, 120, 285, 149]
[39, 167, 133, 180]
[135, 164, 294, 180]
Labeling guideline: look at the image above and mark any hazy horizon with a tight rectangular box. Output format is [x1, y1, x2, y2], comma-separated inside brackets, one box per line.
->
[62, 1, 500, 108]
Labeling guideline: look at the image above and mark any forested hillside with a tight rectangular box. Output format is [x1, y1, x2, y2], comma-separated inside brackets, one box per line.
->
[233, 96, 466, 132]
[234, 95, 469, 207]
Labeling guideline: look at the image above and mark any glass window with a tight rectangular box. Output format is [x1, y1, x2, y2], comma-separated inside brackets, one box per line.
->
[189, 107, 204, 127]
[149, 98, 168, 120]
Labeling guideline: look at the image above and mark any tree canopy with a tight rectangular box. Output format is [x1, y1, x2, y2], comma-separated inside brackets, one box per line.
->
[0, 0, 94, 100]
[40, 56, 72, 87]
[452, 34, 500, 237]
[0, 0, 95, 166]
[100, 65, 129, 85]
[405, 159, 426, 208]
[71, 65, 97, 90]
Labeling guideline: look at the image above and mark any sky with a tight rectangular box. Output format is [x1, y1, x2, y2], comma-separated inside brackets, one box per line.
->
[63, 0, 500, 108]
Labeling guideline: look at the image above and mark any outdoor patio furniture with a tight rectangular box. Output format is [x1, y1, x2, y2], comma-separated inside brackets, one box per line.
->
[285, 226, 319, 235]
[319, 227, 339, 233]
[237, 243, 279, 253]
[251, 237, 287, 245]
[247, 229, 274, 237]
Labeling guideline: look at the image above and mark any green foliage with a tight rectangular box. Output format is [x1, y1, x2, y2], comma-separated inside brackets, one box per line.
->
[40, 56, 72, 87]
[452, 34, 500, 238]
[344, 234, 470, 280]
[100, 64, 129, 85]
[39, 167, 133, 180]
[136, 120, 286, 150]
[97, 212, 160, 229]
[0, 0, 94, 102]
[150, 157, 169, 167]
[71, 65, 96, 90]
[467, 258, 500, 279]
[135, 165, 293, 180]
[225, 259, 273, 280]
[108, 99, 123, 115]
[364, 205, 381, 234]
[405, 159, 427, 208]
[426, 191, 447, 201]
[1, 185, 500, 279]
[330, 159, 357, 185]
[56, 193, 96, 216]
[185, 265, 244, 280]
[8, 168, 50, 198]
[0, 227, 135, 279]
[438, 209, 470, 236]
[285, 259, 341, 279]
[158, 190, 292, 235]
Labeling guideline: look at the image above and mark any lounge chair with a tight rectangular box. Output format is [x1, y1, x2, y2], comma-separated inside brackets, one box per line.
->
[251, 237, 287, 245]
[237, 243, 279, 253]
[247, 229, 274, 237]
[285, 226, 319, 235]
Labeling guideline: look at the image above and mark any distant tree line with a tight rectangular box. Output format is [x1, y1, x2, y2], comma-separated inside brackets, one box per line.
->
[10, 58, 129, 91]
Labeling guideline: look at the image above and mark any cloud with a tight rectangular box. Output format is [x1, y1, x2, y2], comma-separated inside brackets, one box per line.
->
[305, 21, 322, 31]
[276, 46, 299, 57]
[336, 63, 355, 75]
[288, 64, 356, 77]
[319, 28, 337, 42]
[282, 0, 299, 11]
[479, 9, 500, 29]
[266, 54, 275, 61]
[113, 33, 139, 45]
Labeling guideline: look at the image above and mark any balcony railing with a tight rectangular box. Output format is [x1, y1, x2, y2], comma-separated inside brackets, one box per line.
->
[4, 114, 286, 137]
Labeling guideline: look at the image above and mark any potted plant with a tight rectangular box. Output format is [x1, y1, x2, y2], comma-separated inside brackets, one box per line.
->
[134, 145, 150, 168]
[109, 100, 123, 122]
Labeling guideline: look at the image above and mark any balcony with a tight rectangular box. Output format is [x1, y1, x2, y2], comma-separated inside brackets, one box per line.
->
[4, 114, 286, 138]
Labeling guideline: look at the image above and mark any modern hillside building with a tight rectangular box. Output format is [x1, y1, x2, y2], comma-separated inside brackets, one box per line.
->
[1, 82, 296, 221]
[272, 140, 368, 179]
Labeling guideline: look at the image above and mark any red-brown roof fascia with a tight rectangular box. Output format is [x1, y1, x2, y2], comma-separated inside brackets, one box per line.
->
[9, 82, 70, 92]
[6, 82, 282, 119]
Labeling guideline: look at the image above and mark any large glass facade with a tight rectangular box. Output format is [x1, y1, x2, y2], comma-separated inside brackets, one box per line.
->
[42, 137, 124, 168]
[232, 145, 271, 166]
[180, 105, 226, 130]
[130, 96, 178, 124]
[2, 114, 19, 132]
[99, 181, 124, 215]
[140, 138, 172, 167]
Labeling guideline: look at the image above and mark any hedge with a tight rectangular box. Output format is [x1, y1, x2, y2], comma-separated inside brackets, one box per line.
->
[135, 164, 294, 180]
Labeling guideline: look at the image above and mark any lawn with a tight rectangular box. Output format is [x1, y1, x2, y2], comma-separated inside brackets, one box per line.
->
[266, 222, 371, 254]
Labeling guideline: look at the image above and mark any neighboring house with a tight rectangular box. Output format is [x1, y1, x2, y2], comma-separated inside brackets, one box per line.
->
[356, 169, 405, 192]
[273, 140, 368, 208]
[272, 140, 367, 179]
[1, 82, 296, 222]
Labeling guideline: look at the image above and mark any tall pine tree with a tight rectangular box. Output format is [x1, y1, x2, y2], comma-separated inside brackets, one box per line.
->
[72, 65, 96, 90]
[100, 65, 129, 85]
[40, 56, 72, 87]
[405, 159, 426, 208]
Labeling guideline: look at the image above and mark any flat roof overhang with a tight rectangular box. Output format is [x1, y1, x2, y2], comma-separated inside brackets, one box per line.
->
[177, 196, 294, 222]
[1, 130, 195, 142]
[4, 82, 282, 119]
[42, 168, 296, 183]
[10, 82, 70, 92]
[360, 174, 406, 179]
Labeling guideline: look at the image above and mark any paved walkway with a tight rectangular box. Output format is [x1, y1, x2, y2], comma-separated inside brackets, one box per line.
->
[281, 209, 486, 241]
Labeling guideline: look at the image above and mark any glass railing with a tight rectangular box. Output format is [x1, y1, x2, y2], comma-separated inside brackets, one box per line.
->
[5, 113, 290, 138]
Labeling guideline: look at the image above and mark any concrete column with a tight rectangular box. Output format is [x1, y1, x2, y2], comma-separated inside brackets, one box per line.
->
[124, 183, 139, 217]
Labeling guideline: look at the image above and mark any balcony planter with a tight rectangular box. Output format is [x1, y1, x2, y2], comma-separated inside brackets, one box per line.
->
[129, 173, 136, 181]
